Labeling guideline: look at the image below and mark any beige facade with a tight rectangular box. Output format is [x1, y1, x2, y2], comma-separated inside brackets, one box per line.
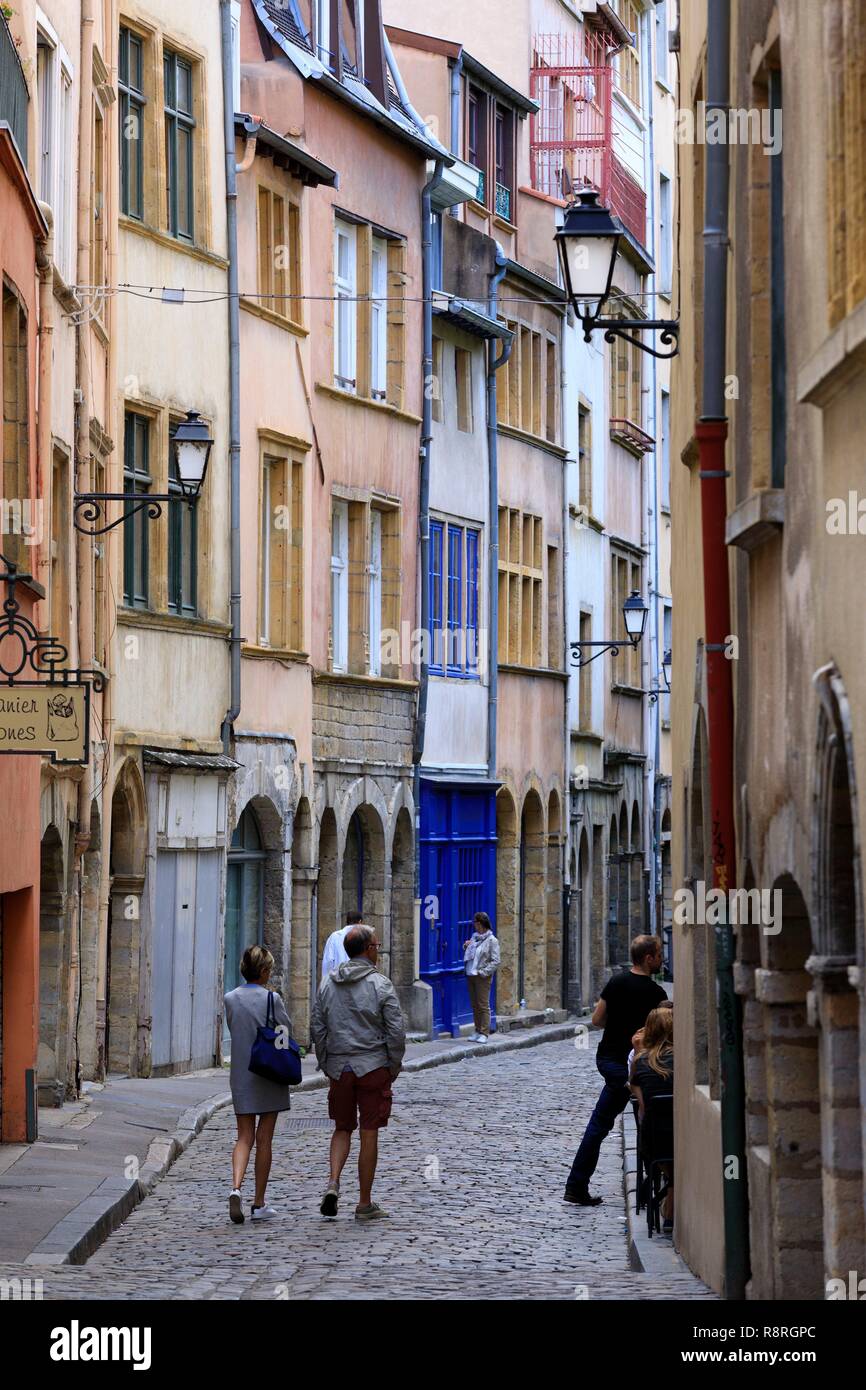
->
[672, 0, 866, 1298]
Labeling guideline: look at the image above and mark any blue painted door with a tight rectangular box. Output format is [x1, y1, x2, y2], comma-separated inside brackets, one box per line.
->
[420, 783, 497, 1036]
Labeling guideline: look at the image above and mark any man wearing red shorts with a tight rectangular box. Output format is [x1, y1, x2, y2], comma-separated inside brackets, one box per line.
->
[311, 924, 406, 1221]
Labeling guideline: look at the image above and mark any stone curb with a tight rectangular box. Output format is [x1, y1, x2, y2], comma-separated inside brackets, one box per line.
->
[23, 1021, 586, 1268]
[620, 1111, 689, 1278]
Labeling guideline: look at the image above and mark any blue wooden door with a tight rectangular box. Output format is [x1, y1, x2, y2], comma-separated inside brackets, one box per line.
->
[420, 783, 496, 1037]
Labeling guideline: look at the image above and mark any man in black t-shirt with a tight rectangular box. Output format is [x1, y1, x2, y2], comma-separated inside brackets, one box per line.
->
[564, 934, 666, 1205]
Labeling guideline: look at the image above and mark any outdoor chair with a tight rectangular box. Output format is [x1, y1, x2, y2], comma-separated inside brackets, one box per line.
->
[639, 1092, 674, 1239]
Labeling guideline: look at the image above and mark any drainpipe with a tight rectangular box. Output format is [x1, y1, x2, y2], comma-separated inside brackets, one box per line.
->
[220, 0, 242, 754]
[412, 157, 445, 936]
[699, 0, 749, 1300]
[486, 244, 511, 778]
[35, 204, 53, 616]
[644, 6, 661, 944]
[449, 51, 463, 159]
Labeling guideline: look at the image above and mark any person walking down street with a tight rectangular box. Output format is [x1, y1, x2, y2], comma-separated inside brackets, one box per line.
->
[320, 911, 363, 984]
[564, 934, 667, 1206]
[463, 911, 500, 1042]
[223, 945, 292, 1224]
[311, 925, 406, 1222]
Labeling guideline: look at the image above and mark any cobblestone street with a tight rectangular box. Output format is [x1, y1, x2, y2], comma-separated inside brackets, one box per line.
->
[4, 1041, 715, 1300]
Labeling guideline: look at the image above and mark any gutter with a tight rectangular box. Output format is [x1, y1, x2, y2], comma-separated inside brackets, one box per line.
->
[449, 50, 463, 159]
[487, 245, 511, 778]
[412, 156, 446, 905]
[220, 0, 242, 754]
[698, 0, 749, 1300]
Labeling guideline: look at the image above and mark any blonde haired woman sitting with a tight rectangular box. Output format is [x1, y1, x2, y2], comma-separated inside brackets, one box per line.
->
[223, 945, 292, 1223]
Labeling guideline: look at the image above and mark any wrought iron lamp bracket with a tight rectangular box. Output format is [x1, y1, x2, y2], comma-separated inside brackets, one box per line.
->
[582, 315, 681, 360]
[570, 638, 638, 669]
[73, 492, 196, 536]
[0, 559, 105, 691]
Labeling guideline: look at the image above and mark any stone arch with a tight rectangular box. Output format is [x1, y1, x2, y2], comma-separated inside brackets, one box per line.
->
[338, 776, 390, 850]
[231, 795, 285, 973]
[568, 829, 591, 1013]
[813, 665, 862, 959]
[629, 799, 643, 938]
[615, 802, 630, 965]
[38, 824, 69, 1104]
[290, 795, 315, 1043]
[316, 807, 340, 976]
[607, 814, 620, 971]
[496, 787, 519, 1013]
[761, 874, 824, 1299]
[385, 778, 416, 859]
[106, 760, 147, 1075]
[519, 789, 546, 1010]
[390, 806, 414, 995]
[342, 804, 387, 965]
[78, 801, 103, 1082]
[735, 860, 772, 1298]
[546, 789, 563, 1007]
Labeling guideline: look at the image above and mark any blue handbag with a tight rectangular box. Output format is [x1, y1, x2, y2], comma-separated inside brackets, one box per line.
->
[249, 990, 303, 1086]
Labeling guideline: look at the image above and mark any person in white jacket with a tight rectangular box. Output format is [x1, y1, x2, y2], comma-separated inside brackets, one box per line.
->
[463, 911, 500, 1042]
[320, 912, 363, 984]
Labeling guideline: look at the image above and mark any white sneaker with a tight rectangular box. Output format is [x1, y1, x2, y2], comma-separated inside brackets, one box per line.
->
[469, 1032, 481, 1042]
[477, 1034, 489, 1043]
[229, 1189, 244, 1224]
[251, 1204, 279, 1221]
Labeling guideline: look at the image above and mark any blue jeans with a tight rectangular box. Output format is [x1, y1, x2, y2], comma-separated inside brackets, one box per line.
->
[566, 1058, 630, 1191]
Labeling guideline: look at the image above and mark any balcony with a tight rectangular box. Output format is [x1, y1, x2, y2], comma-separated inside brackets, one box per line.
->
[0, 15, 28, 161]
[495, 181, 512, 222]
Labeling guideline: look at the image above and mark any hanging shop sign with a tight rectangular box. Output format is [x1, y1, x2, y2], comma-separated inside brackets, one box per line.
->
[0, 558, 102, 766]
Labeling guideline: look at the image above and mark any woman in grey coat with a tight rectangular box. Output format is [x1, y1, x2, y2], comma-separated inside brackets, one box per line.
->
[223, 945, 291, 1224]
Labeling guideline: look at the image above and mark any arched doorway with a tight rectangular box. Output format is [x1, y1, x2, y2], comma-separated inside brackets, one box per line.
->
[629, 801, 643, 937]
[290, 796, 315, 1045]
[390, 806, 414, 995]
[813, 667, 864, 1286]
[567, 832, 590, 1013]
[495, 790, 518, 1013]
[223, 805, 266, 1049]
[342, 805, 386, 961]
[519, 790, 546, 1009]
[607, 815, 619, 970]
[316, 808, 339, 976]
[764, 874, 823, 1300]
[546, 790, 562, 1007]
[106, 763, 146, 1074]
[79, 802, 102, 1082]
[38, 825, 68, 1105]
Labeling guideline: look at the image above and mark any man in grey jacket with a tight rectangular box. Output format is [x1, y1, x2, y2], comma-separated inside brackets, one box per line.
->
[311, 924, 406, 1222]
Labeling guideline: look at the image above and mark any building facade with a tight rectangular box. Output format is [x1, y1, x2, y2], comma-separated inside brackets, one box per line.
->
[672, 0, 866, 1299]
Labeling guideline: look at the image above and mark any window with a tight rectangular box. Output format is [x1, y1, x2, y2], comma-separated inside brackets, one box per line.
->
[37, 33, 55, 206]
[2, 283, 30, 570]
[494, 105, 514, 221]
[610, 326, 642, 427]
[57, 68, 73, 276]
[659, 172, 672, 295]
[91, 100, 106, 290]
[662, 603, 672, 724]
[547, 544, 561, 669]
[119, 26, 144, 220]
[498, 507, 542, 667]
[330, 498, 349, 671]
[578, 611, 592, 729]
[431, 337, 443, 423]
[333, 218, 357, 390]
[122, 410, 151, 608]
[660, 388, 671, 511]
[370, 236, 388, 400]
[616, 1, 642, 110]
[455, 348, 472, 432]
[497, 321, 558, 442]
[168, 422, 197, 616]
[578, 403, 592, 514]
[467, 85, 487, 201]
[258, 186, 301, 323]
[314, 0, 331, 66]
[655, 0, 668, 86]
[260, 452, 303, 650]
[50, 450, 69, 645]
[610, 548, 642, 689]
[331, 496, 400, 675]
[333, 216, 406, 406]
[429, 519, 481, 675]
[164, 50, 195, 240]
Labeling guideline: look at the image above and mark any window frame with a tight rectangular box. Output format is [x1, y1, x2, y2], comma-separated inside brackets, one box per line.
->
[119, 24, 146, 221]
[122, 409, 152, 610]
[333, 218, 358, 392]
[164, 47, 195, 242]
[429, 518, 481, 678]
[330, 498, 350, 671]
[370, 235, 388, 401]
[167, 418, 198, 617]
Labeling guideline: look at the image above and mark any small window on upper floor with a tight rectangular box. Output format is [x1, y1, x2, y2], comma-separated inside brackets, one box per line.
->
[164, 48, 195, 241]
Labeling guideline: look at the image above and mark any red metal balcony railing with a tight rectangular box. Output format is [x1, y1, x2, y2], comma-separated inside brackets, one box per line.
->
[530, 31, 646, 248]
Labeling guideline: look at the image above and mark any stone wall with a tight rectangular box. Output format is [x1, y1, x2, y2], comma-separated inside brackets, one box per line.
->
[312, 678, 414, 767]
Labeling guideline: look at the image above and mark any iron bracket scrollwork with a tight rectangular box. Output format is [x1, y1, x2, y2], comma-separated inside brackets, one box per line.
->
[582, 315, 681, 360]
[0, 557, 105, 692]
[73, 492, 196, 536]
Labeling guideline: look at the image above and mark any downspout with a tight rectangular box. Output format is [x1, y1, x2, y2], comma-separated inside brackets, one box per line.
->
[35, 204, 53, 614]
[699, 0, 749, 1300]
[559, 309, 571, 1010]
[486, 244, 510, 778]
[449, 51, 463, 159]
[645, 5, 661, 943]
[412, 157, 445, 935]
[220, 0, 242, 754]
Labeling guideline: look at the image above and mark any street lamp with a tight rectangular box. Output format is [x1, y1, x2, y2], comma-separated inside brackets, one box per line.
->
[570, 590, 649, 668]
[555, 186, 680, 360]
[648, 648, 673, 703]
[74, 410, 214, 535]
